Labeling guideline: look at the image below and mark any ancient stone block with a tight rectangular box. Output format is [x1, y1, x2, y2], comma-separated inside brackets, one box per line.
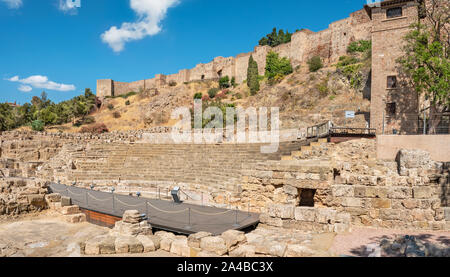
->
[60, 196, 71, 207]
[402, 199, 420, 209]
[84, 237, 102, 255]
[229, 245, 256, 257]
[285, 244, 314, 257]
[413, 187, 432, 199]
[260, 214, 283, 227]
[371, 199, 391, 209]
[136, 235, 156, 253]
[221, 230, 247, 250]
[122, 210, 142, 224]
[170, 237, 190, 257]
[255, 241, 287, 257]
[60, 205, 80, 215]
[283, 185, 298, 196]
[160, 237, 175, 252]
[339, 197, 362, 207]
[332, 185, 354, 197]
[267, 204, 295, 219]
[316, 208, 337, 224]
[188, 232, 212, 249]
[387, 187, 412, 199]
[294, 207, 316, 222]
[200, 236, 227, 256]
[65, 213, 86, 223]
[45, 193, 61, 203]
[99, 236, 116, 255]
[434, 208, 445, 221]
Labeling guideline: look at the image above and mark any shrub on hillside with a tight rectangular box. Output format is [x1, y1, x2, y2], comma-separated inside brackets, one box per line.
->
[168, 80, 177, 87]
[31, 120, 44, 132]
[347, 40, 371, 53]
[125, 100, 131, 105]
[107, 104, 114, 110]
[307, 56, 323, 72]
[73, 116, 96, 127]
[194, 92, 203, 100]
[265, 51, 293, 84]
[219, 76, 230, 89]
[231, 77, 237, 87]
[80, 123, 109, 134]
[207, 88, 219, 99]
[337, 55, 359, 67]
[117, 92, 137, 99]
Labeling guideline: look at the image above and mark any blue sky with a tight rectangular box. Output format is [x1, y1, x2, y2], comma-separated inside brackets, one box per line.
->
[0, 0, 369, 104]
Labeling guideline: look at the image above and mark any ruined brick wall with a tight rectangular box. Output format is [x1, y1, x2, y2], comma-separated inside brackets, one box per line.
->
[96, 7, 372, 97]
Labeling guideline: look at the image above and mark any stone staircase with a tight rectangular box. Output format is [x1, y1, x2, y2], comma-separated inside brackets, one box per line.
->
[60, 141, 307, 191]
[281, 138, 330, 161]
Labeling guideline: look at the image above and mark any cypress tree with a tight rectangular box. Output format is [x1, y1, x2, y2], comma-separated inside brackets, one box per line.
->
[247, 55, 260, 95]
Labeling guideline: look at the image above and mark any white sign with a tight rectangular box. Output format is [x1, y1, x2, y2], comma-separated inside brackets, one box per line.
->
[345, 111, 355, 119]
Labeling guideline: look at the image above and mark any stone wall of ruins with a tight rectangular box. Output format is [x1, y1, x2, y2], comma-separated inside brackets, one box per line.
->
[247, 139, 449, 232]
[96, 8, 372, 97]
[2, 128, 447, 231]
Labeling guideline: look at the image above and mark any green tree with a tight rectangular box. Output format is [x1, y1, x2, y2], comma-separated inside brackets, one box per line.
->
[396, 0, 449, 133]
[259, 27, 293, 47]
[247, 55, 260, 95]
[265, 51, 293, 84]
[0, 104, 16, 131]
[31, 120, 44, 132]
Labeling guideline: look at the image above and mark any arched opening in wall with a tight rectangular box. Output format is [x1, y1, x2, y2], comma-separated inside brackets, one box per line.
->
[298, 189, 316, 207]
[201, 75, 205, 80]
[217, 70, 222, 78]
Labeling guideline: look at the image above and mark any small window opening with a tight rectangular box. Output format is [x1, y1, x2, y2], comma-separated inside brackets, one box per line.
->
[387, 76, 397, 89]
[299, 189, 316, 207]
[386, 102, 397, 116]
[387, 7, 403, 18]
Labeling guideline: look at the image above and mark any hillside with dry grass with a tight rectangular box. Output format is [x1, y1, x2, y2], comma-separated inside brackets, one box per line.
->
[43, 60, 371, 133]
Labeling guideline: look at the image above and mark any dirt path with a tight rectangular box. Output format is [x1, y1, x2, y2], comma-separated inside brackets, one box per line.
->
[329, 227, 450, 257]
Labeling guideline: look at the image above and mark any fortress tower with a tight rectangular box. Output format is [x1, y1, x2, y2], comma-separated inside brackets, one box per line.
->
[366, 0, 424, 134]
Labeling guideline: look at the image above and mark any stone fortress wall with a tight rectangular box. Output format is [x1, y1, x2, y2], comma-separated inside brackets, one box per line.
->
[97, 9, 372, 98]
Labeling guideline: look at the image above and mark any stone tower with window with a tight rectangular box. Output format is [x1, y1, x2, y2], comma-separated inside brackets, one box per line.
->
[366, 0, 425, 134]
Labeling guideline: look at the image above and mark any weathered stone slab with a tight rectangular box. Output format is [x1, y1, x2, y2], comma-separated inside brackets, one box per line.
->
[200, 236, 227, 256]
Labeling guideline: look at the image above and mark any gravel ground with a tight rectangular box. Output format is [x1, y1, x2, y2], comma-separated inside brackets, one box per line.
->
[329, 227, 450, 257]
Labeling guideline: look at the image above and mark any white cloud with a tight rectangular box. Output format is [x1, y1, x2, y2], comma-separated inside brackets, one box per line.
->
[18, 85, 32, 92]
[8, 76, 19, 82]
[101, 0, 180, 53]
[58, 0, 80, 15]
[6, 75, 76, 92]
[1, 0, 22, 9]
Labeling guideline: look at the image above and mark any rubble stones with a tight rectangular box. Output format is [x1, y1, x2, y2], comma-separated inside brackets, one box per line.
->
[200, 236, 227, 256]
[122, 210, 142, 224]
[221, 230, 247, 250]
[188, 232, 212, 248]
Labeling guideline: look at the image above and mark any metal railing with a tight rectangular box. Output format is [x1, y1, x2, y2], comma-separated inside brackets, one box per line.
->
[306, 121, 332, 138]
[382, 112, 450, 135]
[50, 183, 254, 232]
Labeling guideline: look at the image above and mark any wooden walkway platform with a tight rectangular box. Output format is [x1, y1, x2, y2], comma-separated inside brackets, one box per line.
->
[49, 183, 260, 236]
